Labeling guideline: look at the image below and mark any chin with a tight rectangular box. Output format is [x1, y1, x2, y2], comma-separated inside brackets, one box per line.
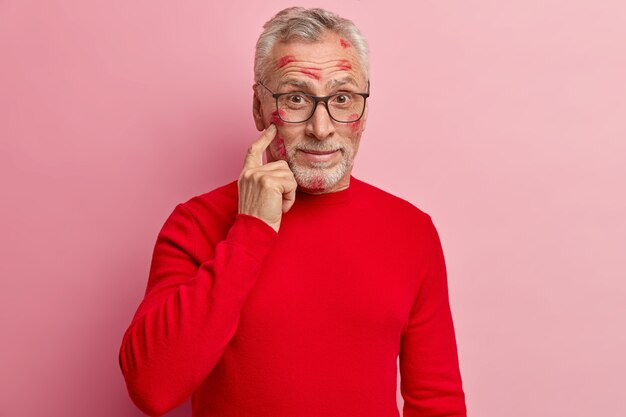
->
[289, 159, 351, 193]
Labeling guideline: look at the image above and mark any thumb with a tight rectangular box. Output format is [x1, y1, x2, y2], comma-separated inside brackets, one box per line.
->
[282, 186, 296, 213]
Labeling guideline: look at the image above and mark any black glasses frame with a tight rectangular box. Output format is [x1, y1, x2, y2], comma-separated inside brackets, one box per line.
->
[257, 81, 370, 124]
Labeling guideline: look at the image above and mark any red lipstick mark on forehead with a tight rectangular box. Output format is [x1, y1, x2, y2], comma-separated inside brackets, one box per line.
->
[276, 55, 296, 69]
[271, 110, 286, 126]
[340, 38, 351, 48]
[300, 68, 321, 80]
[337, 60, 352, 71]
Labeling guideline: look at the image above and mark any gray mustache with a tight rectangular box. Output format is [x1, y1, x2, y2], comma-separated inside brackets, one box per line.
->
[296, 143, 343, 153]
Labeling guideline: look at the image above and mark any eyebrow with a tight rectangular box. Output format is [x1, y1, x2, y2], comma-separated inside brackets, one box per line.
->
[326, 77, 359, 90]
[277, 79, 313, 90]
[276, 77, 360, 92]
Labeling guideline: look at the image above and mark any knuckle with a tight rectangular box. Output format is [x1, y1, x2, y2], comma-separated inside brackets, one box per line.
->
[259, 175, 272, 188]
[252, 170, 264, 182]
[247, 142, 261, 155]
[241, 170, 253, 181]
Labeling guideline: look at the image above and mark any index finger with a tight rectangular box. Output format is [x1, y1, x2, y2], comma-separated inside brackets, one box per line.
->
[243, 124, 277, 169]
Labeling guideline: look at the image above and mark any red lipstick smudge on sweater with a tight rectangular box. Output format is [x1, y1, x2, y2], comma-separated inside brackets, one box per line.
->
[276, 55, 296, 69]
[271, 110, 286, 126]
[340, 38, 351, 48]
[300, 68, 321, 80]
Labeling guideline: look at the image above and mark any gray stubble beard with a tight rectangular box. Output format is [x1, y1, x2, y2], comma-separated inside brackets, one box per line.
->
[286, 143, 356, 192]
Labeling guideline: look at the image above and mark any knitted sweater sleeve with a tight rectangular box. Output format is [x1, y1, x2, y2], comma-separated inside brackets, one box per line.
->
[399, 215, 467, 417]
[118, 204, 277, 417]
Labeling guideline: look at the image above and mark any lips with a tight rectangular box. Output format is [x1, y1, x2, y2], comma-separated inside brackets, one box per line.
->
[301, 149, 339, 155]
[299, 149, 340, 163]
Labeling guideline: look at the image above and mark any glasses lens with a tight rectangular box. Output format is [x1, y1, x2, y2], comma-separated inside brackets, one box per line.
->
[327, 93, 365, 122]
[277, 93, 365, 123]
[277, 94, 315, 123]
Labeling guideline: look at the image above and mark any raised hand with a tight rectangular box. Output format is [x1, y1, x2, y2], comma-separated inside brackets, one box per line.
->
[238, 124, 298, 232]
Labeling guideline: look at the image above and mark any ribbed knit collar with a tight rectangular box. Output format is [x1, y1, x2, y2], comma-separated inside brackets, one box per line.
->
[294, 175, 356, 205]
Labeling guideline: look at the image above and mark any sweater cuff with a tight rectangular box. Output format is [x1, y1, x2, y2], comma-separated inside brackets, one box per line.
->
[224, 214, 278, 261]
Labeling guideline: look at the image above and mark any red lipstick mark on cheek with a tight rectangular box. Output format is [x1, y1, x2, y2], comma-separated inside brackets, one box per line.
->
[276, 55, 295, 69]
[275, 135, 287, 158]
[340, 38, 351, 48]
[300, 68, 321, 80]
[337, 60, 352, 71]
[348, 113, 362, 133]
[271, 110, 286, 126]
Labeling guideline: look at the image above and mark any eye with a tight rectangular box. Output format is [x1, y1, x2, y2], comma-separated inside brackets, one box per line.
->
[335, 94, 351, 104]
[333, 94, 353, 105]
[287, 94, 305, 104]
[279, 93, 311, 110]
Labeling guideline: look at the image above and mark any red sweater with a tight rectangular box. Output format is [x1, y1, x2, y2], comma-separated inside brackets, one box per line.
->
[119, 175, 466, 417]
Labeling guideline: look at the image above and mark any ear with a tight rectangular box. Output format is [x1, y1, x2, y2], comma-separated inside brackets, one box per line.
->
[252, 84, 266, 131]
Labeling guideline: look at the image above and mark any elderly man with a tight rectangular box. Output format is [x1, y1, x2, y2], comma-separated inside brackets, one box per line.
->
[119, 7, 467, 417]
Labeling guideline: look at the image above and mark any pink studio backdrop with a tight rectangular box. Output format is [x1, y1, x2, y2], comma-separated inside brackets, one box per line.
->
[1, 1, 624, 416]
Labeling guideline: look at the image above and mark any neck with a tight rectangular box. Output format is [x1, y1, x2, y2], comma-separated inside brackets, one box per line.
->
[298, 176, 351, 195]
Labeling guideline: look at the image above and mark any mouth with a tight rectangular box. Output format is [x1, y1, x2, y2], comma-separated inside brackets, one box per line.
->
[298, 149, 340, 162]
[301, 149, 339, 155]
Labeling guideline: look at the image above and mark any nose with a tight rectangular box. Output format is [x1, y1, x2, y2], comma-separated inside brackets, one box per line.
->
[305, 101, 335, 140]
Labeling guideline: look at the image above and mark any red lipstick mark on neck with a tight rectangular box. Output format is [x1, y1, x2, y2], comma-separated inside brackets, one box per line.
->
[300, 68, 321, 80]
[308, 176, 325, 190]
[337, 60, 352, 71]
[348, 113, 362, 133]
[340, 38, 351, 48]
[271, 110, 285, 126]
[276, 55, 296, 69]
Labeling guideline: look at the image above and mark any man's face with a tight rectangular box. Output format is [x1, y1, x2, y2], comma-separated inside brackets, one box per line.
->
[253, 31, 369, 194]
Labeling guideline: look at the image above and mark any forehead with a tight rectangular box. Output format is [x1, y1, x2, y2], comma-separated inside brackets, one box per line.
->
[267, 31, 366, 87]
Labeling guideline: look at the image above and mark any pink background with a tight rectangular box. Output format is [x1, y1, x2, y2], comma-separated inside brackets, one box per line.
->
[1, 1, 625, 416]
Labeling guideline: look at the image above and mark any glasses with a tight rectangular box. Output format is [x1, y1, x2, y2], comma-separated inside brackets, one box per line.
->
[258, 81, 370, 123]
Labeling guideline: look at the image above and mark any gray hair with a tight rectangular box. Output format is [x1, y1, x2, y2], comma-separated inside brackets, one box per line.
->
[254, 7, 370, 84]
